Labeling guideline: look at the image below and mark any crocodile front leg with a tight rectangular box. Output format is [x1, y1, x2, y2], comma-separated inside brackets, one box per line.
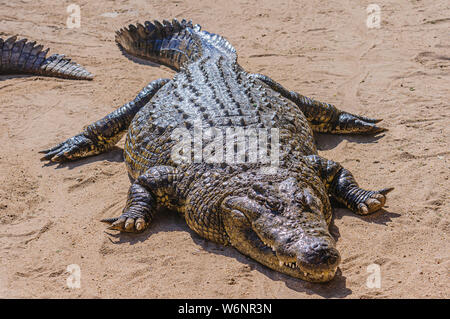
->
[305, 155, 394, 215]
[40, 78, 170, 162]
[102, 166, 179, 232]
[250, 73, 386, 134]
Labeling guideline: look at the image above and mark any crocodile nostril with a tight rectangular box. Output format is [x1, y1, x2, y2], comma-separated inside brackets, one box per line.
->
[325, 248, 340, 265]
[302, 246, 340, 268]
[327, 255, 338, 266]
[322, 247, 340, 267]
[251, 183, 266, 195]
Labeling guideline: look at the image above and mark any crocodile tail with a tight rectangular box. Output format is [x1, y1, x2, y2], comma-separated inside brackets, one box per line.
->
[115, 18, 206, 71]
[0, 36, 93, 80]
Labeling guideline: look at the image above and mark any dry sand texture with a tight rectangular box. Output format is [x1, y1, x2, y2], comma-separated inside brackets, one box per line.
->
[0, 0, 449, 298]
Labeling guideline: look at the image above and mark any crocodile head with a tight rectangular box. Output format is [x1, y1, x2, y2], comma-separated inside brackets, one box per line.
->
[221, 176, 340, 282]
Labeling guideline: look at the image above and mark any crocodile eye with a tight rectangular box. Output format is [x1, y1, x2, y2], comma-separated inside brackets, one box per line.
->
[251, 182, 266, 195]
[294, 191, 305, 204]
[265, 196, 281, 211]
[298, 188, 323, 214]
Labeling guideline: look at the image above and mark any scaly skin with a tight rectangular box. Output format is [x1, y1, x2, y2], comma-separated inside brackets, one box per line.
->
[0, 36, 93, 80]
[40, 19, 393, 282]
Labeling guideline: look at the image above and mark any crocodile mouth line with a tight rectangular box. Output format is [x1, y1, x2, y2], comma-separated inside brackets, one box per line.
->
[260, 238, 337, 282]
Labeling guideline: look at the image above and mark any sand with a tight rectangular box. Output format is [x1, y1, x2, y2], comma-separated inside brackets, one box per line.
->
[0, 0, 448, 298]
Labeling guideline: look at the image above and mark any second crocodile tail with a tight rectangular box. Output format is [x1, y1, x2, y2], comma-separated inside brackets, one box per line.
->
[0, 36, 93, 80]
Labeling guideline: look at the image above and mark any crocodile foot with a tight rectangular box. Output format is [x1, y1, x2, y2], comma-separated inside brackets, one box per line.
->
[39, 134, 95, 162]
[101, 214, 148, 233]
[334, 112, 387, 135]
[356, 188, 394, 215]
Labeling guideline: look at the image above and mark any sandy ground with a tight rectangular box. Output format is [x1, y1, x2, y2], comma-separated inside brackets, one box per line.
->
[0, 0, 449, 299]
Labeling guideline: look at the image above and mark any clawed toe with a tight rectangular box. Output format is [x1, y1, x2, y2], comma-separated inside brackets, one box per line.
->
[338, 113, 388, 134]
[135, 218, 146, 231]
[372, 193, 386, 206]
[39, 144, 65, 161]
[354, 115, 383, 124]
[107, 217, 126, 230]
[366, 197, 382, 209]
[39, 134, 93, 162]
[101, 216, 147, 233]
[355, 119, 387, 134]
[40, 148, 69, 162]
[357, 192, 389, 215]
[357, 199, 382, 215]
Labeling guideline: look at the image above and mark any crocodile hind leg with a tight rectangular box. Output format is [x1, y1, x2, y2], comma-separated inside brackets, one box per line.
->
[40, 78, 170, 162]
[305, 155, 394, 215]
[250, 73, 386, 134]
[101, 166, 179, 232]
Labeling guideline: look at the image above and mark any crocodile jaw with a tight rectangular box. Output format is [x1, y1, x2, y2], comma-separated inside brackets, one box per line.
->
[259, 238, 340, 282]
[221, 196, 340, 282]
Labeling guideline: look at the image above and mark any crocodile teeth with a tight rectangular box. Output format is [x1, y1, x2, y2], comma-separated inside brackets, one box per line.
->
[279, 260, 284, 267]
[279, 261, 298, 269]
[262, 240, 276, 253]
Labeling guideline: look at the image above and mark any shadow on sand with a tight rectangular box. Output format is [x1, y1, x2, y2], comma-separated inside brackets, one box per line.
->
[314, 131, 387, 151]
[106, 209, 355, 298]
[0, 74, 35, 81]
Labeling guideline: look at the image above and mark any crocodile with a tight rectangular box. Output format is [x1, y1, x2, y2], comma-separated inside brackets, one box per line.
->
[0, 36, 93, 80]
[38, 19, 393, 282]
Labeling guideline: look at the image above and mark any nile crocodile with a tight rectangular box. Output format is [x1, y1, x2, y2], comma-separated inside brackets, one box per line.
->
[35, 19, 392, 282]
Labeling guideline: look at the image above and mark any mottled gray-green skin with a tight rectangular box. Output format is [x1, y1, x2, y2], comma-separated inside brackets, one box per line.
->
[40, 19, 392, 282]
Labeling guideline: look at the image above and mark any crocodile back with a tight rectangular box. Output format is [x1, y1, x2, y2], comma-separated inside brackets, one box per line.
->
[124, 55, 317, 178]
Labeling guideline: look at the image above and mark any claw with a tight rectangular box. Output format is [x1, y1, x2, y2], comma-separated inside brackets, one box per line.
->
[372, 126, 388, 134]
[337, 113, 388, 134]
[107, 217, 126, 230]
[135, 218, 146, 231]
[366, 198, 381, 209]
[101, 217, 119, 224]
[102, 215, 147, 233]
[355, 115, 383, 124]
[40, 151, 60, 161]
[358, 203, 369, 215]
[39, 134, 93, 162]
[125, 218, 135, 231]
[40, 147, 66, 161]
[356, 189, 390, 215]
[39, 142, 64, 154]
[51, 151, 68, 162]
[355, 119, 387, 134]
[372, 193, 386, 206]
[39, 144, 66, 162]
[378, 187, 394, 195]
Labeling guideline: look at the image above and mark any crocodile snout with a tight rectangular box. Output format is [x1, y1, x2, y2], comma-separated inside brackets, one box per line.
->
[299, 244, 341, 272]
